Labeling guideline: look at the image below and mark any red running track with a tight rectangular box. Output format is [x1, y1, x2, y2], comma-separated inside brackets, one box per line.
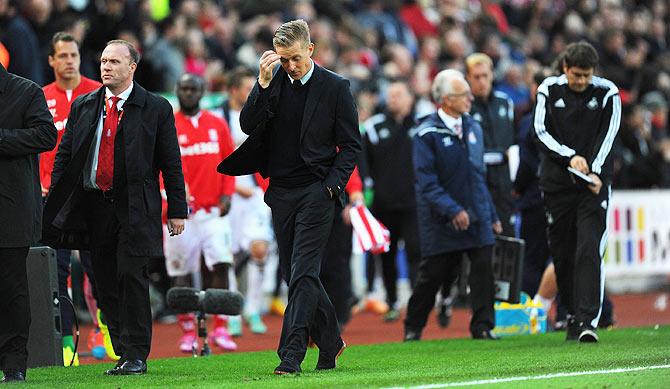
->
[76, 292, 670, 364]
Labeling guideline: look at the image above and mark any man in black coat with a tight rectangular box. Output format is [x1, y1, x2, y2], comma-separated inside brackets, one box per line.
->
[43, 40, 187, 375]
[218, 19, 361, 374]
[466, 53, 516, 236]
[0, 64, 57, 383]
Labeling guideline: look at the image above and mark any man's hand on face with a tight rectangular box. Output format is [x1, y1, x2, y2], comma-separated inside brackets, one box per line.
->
[258, 50, 281, 89]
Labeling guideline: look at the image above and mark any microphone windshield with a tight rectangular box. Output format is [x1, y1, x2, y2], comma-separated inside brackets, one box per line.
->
[166, 287, 201, 313]
[203, 289, 244, 315]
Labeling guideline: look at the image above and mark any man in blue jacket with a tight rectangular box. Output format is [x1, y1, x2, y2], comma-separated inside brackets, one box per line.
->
[404, 69, 502, 341]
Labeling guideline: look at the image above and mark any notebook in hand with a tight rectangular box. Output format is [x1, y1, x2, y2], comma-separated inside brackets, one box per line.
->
[567, 166, 594, 184]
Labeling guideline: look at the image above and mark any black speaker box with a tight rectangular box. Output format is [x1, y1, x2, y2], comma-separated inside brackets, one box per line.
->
[492, 236, 525, 304]
[26, 246, 63, 368]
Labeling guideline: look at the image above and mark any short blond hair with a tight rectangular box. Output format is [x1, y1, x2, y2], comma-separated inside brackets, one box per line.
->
[273, 19, 311, 48]
[465, 52, 493, 74]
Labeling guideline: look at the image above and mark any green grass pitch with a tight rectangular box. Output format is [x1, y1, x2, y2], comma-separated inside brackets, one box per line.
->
[24, 326, 670, 388]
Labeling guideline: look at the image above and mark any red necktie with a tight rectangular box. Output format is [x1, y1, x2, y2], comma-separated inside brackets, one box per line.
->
[96, 96, 120, 191]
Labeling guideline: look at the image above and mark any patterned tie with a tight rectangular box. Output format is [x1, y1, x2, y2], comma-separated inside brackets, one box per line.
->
[96, 96, 120, 191]
[454, 123, 463, 140]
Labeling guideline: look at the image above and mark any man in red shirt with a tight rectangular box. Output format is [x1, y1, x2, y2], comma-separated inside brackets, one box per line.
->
[166, 73, 237, 353]
[42, 32, 101, 194]
[41, 32, 109, 366]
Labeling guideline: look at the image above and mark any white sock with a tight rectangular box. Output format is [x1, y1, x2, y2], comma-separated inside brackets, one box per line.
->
[244, 259, 265, 316]
[533, 294, 554, 311]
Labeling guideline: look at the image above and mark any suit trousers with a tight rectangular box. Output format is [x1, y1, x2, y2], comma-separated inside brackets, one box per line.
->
[0, 247, 30, 374]
[543, 188, 608, 328]
[320, 207, 354, 328]
[84, 191, 152, 362]
[265, 181, 341, 365]
[520, 204, 551, 296]
[404, 245, 495, 335]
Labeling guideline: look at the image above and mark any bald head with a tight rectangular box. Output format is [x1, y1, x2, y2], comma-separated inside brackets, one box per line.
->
[176, 73, 205, 115]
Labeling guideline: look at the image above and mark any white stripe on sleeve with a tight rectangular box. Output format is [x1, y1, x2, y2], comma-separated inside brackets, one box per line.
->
[533, 92, 576, 158]
[591, 94, 621, 175]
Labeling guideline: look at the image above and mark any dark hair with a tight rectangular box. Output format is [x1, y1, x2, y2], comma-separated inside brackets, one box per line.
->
[563, 41, 599, 70]
[50, 32, 79, 56]
[226, 67, 255, 89]
[177, 73, 205, 90]
[106, 39, 141, 64]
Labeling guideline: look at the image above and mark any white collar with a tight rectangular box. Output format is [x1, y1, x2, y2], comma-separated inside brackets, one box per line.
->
[105, 82, 134, 104]
[288, 60, 315, 85]
[437, 108, 462, 131]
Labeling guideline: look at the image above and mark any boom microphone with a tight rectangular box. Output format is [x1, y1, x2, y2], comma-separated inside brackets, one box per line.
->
[166, 287, 244, 315]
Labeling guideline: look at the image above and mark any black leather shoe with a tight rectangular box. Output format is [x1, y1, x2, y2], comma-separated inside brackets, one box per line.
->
[274, 359, 301, 375]
[104, 360, 126, 376]
[566, 318, 580, 341]
[472, 330, 499, 340]
[404, 327, 422, 341]
[1, 370, 25, 383]
[316, 340, 346, 370]
[116, 360, 147, 375]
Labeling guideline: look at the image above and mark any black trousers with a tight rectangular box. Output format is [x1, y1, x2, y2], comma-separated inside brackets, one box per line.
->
[56, 249, 96, 337]
[0, 247, 30, 374]
[85, 192, 152, 362]
[266, 181, 341, 365]
[519, 204, 551, 296]
[320, 207, 354, 328]
[405, 245, 495, 335]
[543, 188, 608, 327]
[487, 165, 515, 236]
[374, 208, 421, 306]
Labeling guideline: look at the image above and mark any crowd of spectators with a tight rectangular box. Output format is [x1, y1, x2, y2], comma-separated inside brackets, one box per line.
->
[2, 0, 669, 180]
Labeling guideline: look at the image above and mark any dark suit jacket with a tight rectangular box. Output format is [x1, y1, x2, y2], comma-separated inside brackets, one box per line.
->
[0, 65, 57, 247]
[42, 82, 187, 257]
[217, 64, 361, 207]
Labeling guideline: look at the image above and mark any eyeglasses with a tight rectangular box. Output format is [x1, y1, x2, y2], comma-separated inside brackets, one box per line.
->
[447, 91, 473, 99]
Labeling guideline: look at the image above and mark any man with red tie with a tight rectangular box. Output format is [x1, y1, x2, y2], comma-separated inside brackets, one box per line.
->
[43, 40, 187, 376]
[41, 32, 105, 366]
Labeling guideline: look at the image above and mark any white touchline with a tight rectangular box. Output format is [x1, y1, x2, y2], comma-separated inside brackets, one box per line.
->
[382, 364, 670, 389]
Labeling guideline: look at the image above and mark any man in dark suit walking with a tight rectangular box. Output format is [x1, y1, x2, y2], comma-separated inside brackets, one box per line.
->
[0, 64, 57, 383]
[43, 40, 187, 375]
[218, 19, 361, 374]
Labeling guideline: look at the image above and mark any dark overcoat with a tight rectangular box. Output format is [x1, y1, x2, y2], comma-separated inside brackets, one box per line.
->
[0, 65, 57, 247]
[43, 82, 187, 257]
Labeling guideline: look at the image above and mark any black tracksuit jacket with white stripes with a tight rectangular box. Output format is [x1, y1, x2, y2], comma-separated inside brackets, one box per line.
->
[532, 74, 621, 193]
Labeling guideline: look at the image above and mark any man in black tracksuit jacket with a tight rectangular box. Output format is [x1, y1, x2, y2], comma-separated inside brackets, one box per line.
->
[362, 81, 424, 319]
[466, 53, 516, 236]
[533, 42, 621, 343]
